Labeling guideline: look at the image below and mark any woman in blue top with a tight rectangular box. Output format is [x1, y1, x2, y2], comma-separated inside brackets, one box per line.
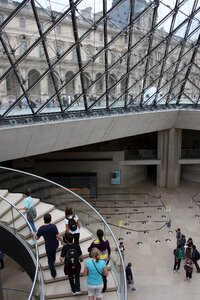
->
[82, 247, 108, 300]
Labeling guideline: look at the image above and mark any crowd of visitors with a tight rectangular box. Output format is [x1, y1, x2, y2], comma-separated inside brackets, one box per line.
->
[173, 228, 200, 282]
[32, 206, 114, 299]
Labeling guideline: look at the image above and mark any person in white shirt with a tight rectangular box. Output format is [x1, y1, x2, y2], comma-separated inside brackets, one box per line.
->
[64, 207, 81, 244]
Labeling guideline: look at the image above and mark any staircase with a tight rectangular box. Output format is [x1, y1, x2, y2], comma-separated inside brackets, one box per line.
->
[0, 189, 119, 300]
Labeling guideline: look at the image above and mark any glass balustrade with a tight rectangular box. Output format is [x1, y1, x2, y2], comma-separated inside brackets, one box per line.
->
[124, 149, 157, 159]
[0, 193, 43, 300]
[181, 148, 200, 159]
[0, 166, 127, 300]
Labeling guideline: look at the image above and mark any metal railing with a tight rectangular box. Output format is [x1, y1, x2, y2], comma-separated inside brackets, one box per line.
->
[181, 148, 200, 159]
[0, 166, 127, 300]
[0, 194, 43, 300]
[124, 149, 157, 159]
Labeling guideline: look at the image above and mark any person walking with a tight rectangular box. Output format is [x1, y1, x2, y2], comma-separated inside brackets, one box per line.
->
[125, 262, 136, 291]
[181, 234, 186, 259]
[119, 241, 125, 262]
[19, 190, 37, 232]
[82, 247, 108, 300]
[64, 207, 81, 244]
[185, 237, 193, 258]
[60, 232, 82, 295]
[88, 229, 111, 293]
[184, 255, 193, 282]
[176, 228, 182, 246]
[34, 213, 63, 278]
[173, 245, 182, 272]
[191, 244, 200, 273]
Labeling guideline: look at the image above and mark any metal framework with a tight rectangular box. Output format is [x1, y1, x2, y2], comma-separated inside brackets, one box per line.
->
[0, 0, 199, 122]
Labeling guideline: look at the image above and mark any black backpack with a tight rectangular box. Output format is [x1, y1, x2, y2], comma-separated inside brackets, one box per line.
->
[65, 247, 79, 269]
[67, 215, 77, 231]
[195, 249, 200, 261]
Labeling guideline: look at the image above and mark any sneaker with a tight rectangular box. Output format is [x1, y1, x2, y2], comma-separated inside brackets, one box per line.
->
[75, 291, 82, 294]
[71, 291, 76, 295]
[173, 270, 176, 273]
[177, 270, 180, 273]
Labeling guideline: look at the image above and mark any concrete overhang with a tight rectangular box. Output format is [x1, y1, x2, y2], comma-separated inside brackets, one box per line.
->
[0, 108, 199, 162]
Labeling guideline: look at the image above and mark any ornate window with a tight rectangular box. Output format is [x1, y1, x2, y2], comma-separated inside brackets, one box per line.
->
[39, 45, 45, 57]
[20, 40, 28, 55]
[0, 14, 4, 25]
[19, 17, 25, 29]
[56, 25, 61, 34]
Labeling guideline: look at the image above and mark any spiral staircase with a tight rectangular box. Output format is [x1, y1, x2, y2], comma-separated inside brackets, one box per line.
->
[0, 181, 123, 300]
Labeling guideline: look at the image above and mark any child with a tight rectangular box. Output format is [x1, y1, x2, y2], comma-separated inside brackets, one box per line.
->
[119, 241, 125, 261]
[173, 245, 182, 272]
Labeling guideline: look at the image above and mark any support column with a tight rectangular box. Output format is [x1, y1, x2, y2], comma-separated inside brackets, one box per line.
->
[157, 129, 182, 188]
[167, 128, 182, 188]
[157, 130, 168, 187]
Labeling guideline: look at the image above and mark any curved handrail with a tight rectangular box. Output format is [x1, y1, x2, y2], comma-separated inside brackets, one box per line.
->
[0, 195, 41, 300]
[0, 166, 127, 300]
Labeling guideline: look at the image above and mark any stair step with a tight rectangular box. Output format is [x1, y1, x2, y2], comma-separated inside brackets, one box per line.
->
[39, 237, 93, 268]
[45, 272, 117, 298]
[0, 193, 23, 217]
[15, 202, 55, 235]
[0, 189, 8, 197]
[43, 261, 86, 282]
[51, 291, 119, 300]
[0, 197, 40, 223]
[38, 229, 93, 259]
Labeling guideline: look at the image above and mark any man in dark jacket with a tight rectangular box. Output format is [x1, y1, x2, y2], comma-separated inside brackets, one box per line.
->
[60, 232, 82, 295]
[125, 262, 136, 291]
[192, 245, 200, 273]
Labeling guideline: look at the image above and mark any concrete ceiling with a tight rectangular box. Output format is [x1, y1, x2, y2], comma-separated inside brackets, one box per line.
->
[0, 109, 199, 162]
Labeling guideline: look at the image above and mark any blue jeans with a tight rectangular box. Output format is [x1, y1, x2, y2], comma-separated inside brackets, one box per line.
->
[29, 220, 37, 233]
[46, 247, 57, 278]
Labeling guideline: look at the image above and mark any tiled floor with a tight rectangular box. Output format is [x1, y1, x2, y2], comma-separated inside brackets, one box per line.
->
[98, 180, 200, 300]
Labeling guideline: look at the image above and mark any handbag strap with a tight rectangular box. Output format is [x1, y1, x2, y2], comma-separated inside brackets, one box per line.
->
[92, 260, 102, 276]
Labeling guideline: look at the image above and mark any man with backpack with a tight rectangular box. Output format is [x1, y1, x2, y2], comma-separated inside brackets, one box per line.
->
[173, 244, 182, 272]
[60, 232, 82, 295]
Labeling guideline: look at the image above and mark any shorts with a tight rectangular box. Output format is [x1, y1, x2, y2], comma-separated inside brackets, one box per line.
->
[87, 283, 103, 298]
